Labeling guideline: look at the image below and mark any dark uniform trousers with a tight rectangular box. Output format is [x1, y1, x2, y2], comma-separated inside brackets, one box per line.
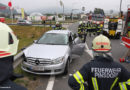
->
[0, 56, 27, 90]
[68, 56, 130, 90]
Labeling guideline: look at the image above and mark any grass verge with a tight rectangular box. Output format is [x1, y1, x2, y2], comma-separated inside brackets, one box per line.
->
[10, 25, 52, 51]
[9, 25, 52, 90]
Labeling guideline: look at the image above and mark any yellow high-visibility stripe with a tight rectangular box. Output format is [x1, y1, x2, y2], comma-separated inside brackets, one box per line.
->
[73, 71, 85, 90]
[119, 82, 127, 90]
[77, 71, 84, 83]
[126, 79, 130, 85]
[110, 77, 118, 90]
[73, 74, 81, 84]
[80, 84, 84, 90]
[92, 77, 99, 90]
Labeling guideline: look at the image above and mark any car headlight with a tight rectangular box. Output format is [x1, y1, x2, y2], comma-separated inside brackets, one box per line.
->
[51, 57, 64, 64]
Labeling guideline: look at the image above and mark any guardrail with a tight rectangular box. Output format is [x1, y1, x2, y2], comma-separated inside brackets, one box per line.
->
[7, 23, 73, 26]
[13, 51, 24, 69]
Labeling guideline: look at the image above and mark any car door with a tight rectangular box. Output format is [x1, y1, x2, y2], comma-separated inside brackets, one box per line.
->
[71, 32, 85, 57]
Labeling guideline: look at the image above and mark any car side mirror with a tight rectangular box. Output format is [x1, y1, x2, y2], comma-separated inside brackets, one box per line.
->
[33, 40, 37, 43]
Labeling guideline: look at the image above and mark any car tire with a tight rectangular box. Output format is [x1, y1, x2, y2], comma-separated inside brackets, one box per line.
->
[63, 59, 70, 75]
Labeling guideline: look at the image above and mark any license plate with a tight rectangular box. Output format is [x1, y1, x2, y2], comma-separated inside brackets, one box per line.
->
[30, 66, 44, 71]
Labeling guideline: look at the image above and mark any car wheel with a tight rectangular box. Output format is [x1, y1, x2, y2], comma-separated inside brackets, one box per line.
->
[63, 59, 70, 75]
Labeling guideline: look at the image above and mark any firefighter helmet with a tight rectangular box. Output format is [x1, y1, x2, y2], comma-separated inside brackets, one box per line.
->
[79, 21, 82, 25]
[83, 21, 86, 23]
[0, 22, 19, 58]
[100, 24, 103, 28]
[56, 21, 59, 24]
[92, 34, 111, 53]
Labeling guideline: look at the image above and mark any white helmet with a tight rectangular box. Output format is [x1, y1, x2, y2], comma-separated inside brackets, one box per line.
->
[83, 21, 86, 23]
[56, 21, 59, 24]
[79, 21, 82, 25]
[92, 34, 111, 53]
[0, 23, 19, 58]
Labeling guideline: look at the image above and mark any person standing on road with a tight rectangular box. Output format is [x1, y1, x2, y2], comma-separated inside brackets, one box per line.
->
[97, 24, 101, 35]
[78, 22, 83, 40]
[55, 22, 62, 30]
[78, 22, 85, 42]
[68, 34, 130, 90]
[83, 23, 87, 43]
[87, 22, 92, 37]
[0, 23, 27, 90]
[93, 24, 97, 35]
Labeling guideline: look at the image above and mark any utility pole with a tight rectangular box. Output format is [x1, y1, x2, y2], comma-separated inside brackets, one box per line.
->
[120, 0, 122, 16]
[60, 0, 65, 20]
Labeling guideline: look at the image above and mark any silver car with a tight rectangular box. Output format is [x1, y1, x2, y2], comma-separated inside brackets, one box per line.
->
[21, 30, 80, 75]
[17, 20, 32, 25]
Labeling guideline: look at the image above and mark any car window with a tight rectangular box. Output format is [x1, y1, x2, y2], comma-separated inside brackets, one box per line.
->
[37, 33, 68, 45]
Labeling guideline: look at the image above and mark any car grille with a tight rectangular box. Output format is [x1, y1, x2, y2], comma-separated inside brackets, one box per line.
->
[26, 57, 52, 66]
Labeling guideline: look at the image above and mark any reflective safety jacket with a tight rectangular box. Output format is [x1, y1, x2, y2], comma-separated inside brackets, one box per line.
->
[97, 26, 101, 32]
[78, 25, 84, 34]
[54, 24, 62, 30]
[68, 56, 130, 90]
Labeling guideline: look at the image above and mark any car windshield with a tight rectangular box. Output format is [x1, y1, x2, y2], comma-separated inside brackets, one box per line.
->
[92, 16, 104, 21]
[96, 17, 104, 21]
[37, 33, 68, 45]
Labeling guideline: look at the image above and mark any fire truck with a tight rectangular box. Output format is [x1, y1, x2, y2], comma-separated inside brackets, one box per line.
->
[122, 7, 130, 48]
[120, 7, 130, 63]
[103, 17, 123, 39]
[91, 14, 104, 25]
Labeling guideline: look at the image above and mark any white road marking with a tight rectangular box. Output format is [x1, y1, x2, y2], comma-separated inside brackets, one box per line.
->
[121, 43, 125, 46]
[85, 42, 94, 58]
[46, 75, 55, 90]
[85, 42, 89, 50]
[86, 49, 94, 58]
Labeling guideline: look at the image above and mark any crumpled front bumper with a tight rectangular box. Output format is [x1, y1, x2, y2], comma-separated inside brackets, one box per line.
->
[21, 62, 66, 75]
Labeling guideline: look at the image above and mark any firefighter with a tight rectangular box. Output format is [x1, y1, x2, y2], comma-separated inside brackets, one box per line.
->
[86, 22, 90, 37]
[82, 21, 87, 43]
[97, 24, 102, 35]
[87, 22, 92, 37]
[78, 22, 84, 42]
[0, 23, 27, 90]
[100, 24, 103, 33]
[68, 34, 130, 90]
[91, 23, 95, 36]
[55, 22, 62, 30]
[78, 22, 82, 39]
[93, 24, 97, 35]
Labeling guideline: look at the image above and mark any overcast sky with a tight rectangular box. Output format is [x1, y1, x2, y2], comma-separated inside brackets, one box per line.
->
[0, 0, 130, 13]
